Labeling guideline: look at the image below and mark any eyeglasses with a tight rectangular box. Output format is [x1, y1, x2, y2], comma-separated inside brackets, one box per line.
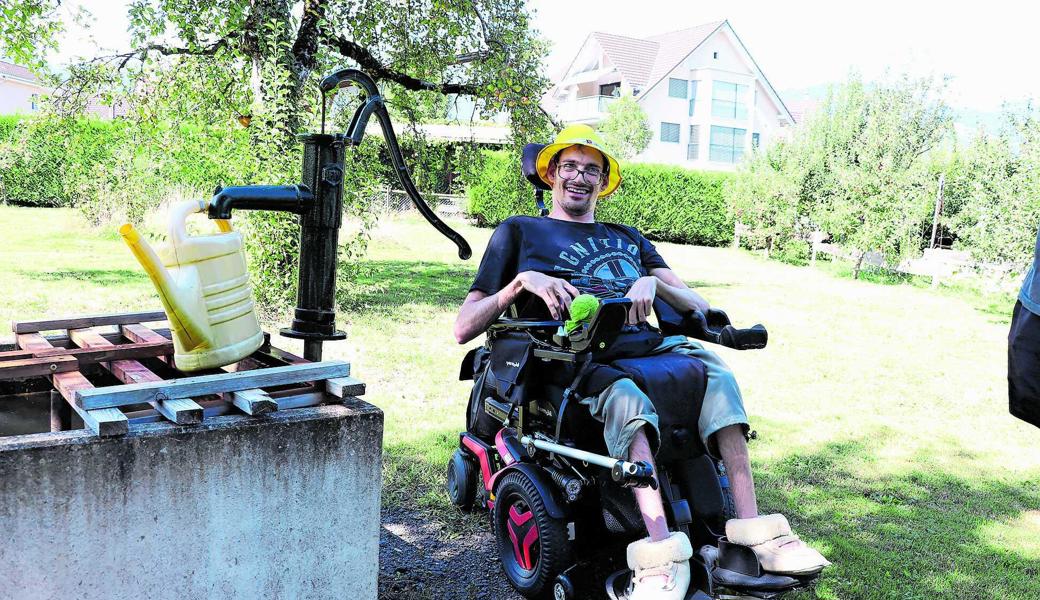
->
[557, 161, 605, 185]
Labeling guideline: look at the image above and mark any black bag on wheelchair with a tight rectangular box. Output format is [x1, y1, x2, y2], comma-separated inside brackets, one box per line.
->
[460, 332, 536, 440]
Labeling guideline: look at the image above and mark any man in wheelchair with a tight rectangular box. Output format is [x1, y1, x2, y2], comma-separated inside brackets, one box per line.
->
[451, 125, 830, 600]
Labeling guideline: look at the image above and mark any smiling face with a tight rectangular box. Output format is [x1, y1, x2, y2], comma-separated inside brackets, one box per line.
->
[546, 145, 607, 222]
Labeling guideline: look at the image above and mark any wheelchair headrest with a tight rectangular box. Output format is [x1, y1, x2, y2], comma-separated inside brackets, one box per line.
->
[522, 143, 551, 191]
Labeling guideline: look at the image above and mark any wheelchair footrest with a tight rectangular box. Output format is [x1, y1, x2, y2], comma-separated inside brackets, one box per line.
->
[605, 569, 712, 600]
[700, 543, 814, 598]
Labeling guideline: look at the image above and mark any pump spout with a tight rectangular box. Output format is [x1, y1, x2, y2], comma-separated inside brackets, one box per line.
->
[119, 223, 212, 350]
[207, 185, 314, 220]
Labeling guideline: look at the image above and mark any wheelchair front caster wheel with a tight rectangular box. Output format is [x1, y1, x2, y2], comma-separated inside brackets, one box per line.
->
[553, 573, 575, 600]
[446, 448, 475, 510]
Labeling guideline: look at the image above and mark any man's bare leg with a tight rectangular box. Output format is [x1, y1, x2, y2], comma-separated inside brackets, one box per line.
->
[628, 427, 669, 541]
[715, 424, 758, 519]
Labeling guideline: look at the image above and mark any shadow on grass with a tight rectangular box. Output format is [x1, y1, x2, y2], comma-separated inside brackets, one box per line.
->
[755, 438, 1040, 599]
[339, 259, 476, 315]
[20, 268, 147, 286]
[383, 425, 1040, 599]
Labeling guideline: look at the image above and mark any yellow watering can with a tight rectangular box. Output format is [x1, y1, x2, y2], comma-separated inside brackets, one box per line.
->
[120, 200, 264, 372]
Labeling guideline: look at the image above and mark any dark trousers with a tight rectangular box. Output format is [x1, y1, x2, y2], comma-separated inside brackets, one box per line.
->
[1009, 301, 1040, 429]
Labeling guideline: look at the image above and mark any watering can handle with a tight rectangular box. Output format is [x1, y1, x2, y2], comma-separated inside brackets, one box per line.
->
[169, 200, 233, 245]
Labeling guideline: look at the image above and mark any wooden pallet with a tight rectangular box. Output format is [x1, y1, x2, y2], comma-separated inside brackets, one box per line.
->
[1, 311, 365, 436]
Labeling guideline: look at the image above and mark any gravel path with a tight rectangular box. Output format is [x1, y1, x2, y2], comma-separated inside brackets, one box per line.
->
[378, 507, 524, 600]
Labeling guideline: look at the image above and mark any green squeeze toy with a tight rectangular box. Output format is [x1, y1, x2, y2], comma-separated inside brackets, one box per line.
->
[565, 294, 600, 334]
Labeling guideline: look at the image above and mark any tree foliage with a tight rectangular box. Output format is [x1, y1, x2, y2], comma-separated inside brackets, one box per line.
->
[0, 0, 551, 311]
[945, 108, 1040, 270]
[598, 94, 652, 160]
[727, 74, 952, 276]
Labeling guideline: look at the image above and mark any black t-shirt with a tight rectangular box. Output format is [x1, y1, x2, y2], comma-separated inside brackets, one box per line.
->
[469, 216, 669, 299]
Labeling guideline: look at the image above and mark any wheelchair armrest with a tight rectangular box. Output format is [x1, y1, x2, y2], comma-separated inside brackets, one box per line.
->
[488, 318, 563, 333]
[683, 308, 768, 351]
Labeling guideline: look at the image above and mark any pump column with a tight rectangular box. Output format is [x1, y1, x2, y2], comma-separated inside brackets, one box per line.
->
[281, 133, 347, 361]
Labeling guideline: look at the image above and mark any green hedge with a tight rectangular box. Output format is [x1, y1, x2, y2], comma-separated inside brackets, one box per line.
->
[0, 115, 255, 221]
[0, 115, 133, 207]
[463, 150, 734, 246]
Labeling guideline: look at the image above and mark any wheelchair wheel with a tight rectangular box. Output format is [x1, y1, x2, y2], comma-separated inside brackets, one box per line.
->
[446, 449, 476, 510]
[493, 471, 571, 599]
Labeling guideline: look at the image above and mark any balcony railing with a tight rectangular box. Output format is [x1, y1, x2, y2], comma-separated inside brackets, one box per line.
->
[556, 95, 618, 123]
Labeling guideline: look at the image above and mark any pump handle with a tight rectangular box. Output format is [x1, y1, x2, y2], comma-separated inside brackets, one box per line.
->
[319, 68, 472, 260]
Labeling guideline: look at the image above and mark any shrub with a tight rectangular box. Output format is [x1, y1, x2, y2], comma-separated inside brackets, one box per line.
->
[462, 149, 539, 225]
[463, 150, 733, 245]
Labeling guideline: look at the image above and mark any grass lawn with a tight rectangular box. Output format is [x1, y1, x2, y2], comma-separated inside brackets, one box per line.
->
[2, 204, 1038, 599]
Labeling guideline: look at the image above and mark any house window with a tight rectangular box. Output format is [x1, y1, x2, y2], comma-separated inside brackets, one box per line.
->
[709, 126, 746, 163]
[600, 82, 621, 97]
[752, 133, 761, 149]
[688, 125, 700, 160]
[661, 122, 680, 143]
[712, 81, 748, 120]
[668, 78, 687, 99]
[713, 51, 719, 59]
[30, 94, 38, 111]
[688, 81, 699, 116]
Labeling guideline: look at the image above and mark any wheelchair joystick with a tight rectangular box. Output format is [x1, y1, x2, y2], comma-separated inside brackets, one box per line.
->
[612, 460, 658, 490]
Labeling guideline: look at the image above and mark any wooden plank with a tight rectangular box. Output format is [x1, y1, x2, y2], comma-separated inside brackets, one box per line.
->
[124, 391, 341, 425]
[68, 328, 203, 425]
[325, 376, 366, 398]
[120, 323, 170, 345]
[0, 355, 79, 379]
[124, 324, 276, 413]
[0, 328, 172, 353]
[15, 333, 128, 436]
[0, 349, 32, 361]
[12, 311, 167, 334]
[75, 361, 351, 410]
[229, 388, 277, 415]
[50, 390, 71, 432]
[255, 344, 312, 366]
[0, 340, 174, 366]
[153, 397, 205, 424]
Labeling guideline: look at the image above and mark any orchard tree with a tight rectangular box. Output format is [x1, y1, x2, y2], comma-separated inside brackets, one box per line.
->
[598, 93, 651, 160]
[1, 0, 552, 309]
[810, 75, 951, 277]
[726, 140, 802, 257]
[950, 107, 1040, 272]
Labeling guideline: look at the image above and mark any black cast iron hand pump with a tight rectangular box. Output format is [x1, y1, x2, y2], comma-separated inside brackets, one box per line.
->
[207, 69, 472, 361]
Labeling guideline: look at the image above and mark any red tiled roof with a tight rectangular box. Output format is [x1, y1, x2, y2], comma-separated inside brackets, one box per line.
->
[589, 33, 659, 87]
[0, 60, 42, 84]
[643, 21, 725, 91]
[589, 21, 725, 92]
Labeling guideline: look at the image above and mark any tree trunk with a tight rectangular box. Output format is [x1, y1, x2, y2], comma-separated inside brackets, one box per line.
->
[853, 251, 865, 280]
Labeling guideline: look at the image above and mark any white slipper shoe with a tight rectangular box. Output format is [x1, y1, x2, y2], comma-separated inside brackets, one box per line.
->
[725, 514, 831, 575]
[626, 531, 693, 600]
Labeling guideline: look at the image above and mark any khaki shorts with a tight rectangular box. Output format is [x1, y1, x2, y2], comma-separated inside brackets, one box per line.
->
[580, 336, 749, 460]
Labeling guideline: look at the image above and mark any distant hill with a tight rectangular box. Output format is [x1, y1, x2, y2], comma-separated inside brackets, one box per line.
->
[779, 84, 1032, 140]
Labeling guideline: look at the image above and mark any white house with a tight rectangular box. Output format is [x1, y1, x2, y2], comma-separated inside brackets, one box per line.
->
[549, 20, 795, 171]
[0, 61, 47, 115]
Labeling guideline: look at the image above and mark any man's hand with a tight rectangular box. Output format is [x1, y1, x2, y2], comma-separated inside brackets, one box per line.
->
[624, 276, 657, 325]
[517, 271, 579, 320]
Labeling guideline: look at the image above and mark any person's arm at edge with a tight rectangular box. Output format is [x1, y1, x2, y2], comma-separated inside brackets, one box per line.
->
[454, 284, 521, 345]
[650, 267, 710, 313]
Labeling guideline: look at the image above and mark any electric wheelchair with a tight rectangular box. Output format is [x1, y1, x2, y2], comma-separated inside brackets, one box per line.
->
[445, 145, 822, 600]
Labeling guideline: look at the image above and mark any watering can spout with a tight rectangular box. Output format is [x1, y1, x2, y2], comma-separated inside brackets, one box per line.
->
[119, 222, 213, 351]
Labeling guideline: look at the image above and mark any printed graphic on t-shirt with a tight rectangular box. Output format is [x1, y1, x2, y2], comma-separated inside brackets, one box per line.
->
[554, 236, 642, 298]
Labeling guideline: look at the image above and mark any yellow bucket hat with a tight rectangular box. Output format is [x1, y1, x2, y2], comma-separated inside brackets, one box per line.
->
[535, 124, 622, 197]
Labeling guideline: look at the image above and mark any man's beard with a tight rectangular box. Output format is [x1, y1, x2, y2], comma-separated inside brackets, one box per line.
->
[558, 181, 595, 217]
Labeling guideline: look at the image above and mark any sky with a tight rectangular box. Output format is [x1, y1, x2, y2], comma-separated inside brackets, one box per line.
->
[51, 0, 1039, 113]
